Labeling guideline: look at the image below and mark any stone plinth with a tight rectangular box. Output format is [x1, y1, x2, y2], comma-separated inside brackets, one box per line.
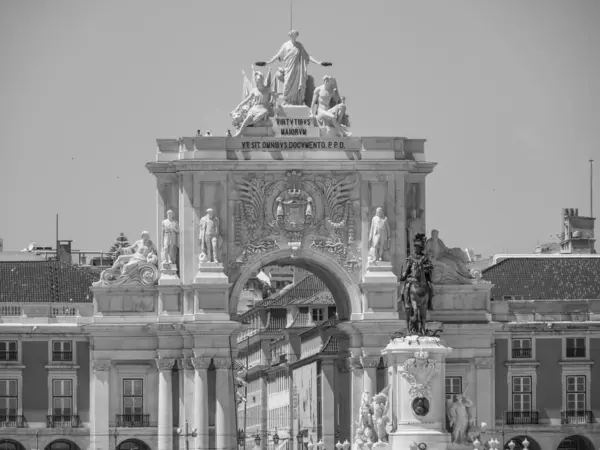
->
[91, 286, 158, 315]
[158, 265, 180, 286]
[362, 261, 398, 313]
[382, 335, 452, 450]
[193, 262, 230, 312]
[429, 284, 493, 323]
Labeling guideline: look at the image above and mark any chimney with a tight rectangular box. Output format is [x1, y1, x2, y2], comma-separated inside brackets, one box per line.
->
[57, 240, 73, 263]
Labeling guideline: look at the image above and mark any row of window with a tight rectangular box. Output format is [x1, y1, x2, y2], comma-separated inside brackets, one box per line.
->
[267, 405, 290, 431]
[0, 341, 74, 362]
[511, 337, 586, 359]
[267, 369, 289, 394]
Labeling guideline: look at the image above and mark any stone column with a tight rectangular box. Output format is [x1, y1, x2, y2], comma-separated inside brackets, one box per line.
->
[156, 358, 176, 450]
[321, 360, 336, 449]
[360, 355, 379, 396]
[90, 360, 111, 450]
[348, 354, 363, 449]
[214, 357, 235, 450]
[179, 358, 196, 449]
[475, 357, 494, 428]
[192, 356, 211, 450]
[260, 372, 268, 450]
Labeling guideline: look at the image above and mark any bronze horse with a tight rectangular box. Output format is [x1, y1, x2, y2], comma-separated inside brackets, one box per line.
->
[404, 260, 432, 335]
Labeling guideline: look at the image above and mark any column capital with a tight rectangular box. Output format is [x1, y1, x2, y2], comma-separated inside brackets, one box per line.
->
[381, 354, 389, 367]
[213, 357, 233, 370]
[360, 355, 380, 369]
[92, 360, 112, 372]
[155, 357, 176, 372]
[336, 359, 350, 373]
[347, 356, 363, 371]
[178, 357, 195, 371]
[191, 356, 212, 370]
[475, 357, 493, 369]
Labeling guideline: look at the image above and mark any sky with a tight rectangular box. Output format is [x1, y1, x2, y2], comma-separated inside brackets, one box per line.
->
[1, 0, 599, 258]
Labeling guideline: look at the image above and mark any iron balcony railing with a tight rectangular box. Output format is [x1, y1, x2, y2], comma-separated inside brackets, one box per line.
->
[46, 414, 80, 428]
[116, 414, 150, 427]
[52, 351, 73, 362]
[561, 410, 593, 424]
[506, 411, 539, 425]
[0, 415, 25, 428]
[0, 351, 18, 361]
[512, 348, 532, 359]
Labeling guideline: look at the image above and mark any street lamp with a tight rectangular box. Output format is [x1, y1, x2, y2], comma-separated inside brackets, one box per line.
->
[177, 421, 198, 450]
[273, 428, 280, 446]
[255, 434, 261, 447]
[238, 429, 246, 448]
[297, 431, 304, 449]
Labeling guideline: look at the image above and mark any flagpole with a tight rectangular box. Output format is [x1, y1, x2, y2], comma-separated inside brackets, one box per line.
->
[290, 0, 293, 30]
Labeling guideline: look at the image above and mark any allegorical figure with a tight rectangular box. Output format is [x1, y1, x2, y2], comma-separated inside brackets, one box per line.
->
[111, 231, 158, 276]
[425, 229, 474, 284]
[368, 207, 391, 262]
[446, 393, 474, 444]
[311, 75, 351, 137]
[199, 208, 221, 263]
[262, 30, 328, 105]
[232, 70, 279, 137]
[399, 233, 434, 313]
[161, 210, 179, 266]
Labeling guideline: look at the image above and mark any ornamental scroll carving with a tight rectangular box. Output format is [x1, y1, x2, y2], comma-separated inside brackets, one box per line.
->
[400, 350, 437, 400]
[233, 171, 359, 276]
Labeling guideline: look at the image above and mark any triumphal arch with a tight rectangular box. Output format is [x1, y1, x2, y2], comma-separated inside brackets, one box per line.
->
[90, 30, 493, 450]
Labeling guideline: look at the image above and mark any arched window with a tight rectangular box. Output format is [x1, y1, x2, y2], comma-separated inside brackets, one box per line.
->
[557, 435, 594, 450]
[45, 440, 81, 450]
[0, 440, 26, 450]
[118, 439, 151, 450]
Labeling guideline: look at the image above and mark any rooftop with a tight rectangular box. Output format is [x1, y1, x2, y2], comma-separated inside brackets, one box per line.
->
[482, 256, 600, 301]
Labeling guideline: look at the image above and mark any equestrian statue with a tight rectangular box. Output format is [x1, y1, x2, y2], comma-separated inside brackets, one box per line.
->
[398, 233, 435, 335]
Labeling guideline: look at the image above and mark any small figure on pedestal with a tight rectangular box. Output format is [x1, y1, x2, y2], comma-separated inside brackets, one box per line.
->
[368, 207, 391, 262]
[199, 208, 221, 263]
[398, 234, 434, 335]
[111, 231, 158, 275]
[446, 392, 474, 444]
[311, 75, 351, 137]
[231, 70, 279, 137]
[161, 210, 179, 268]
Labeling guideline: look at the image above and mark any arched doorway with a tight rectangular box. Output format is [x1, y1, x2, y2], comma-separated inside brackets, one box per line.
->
[118, 439, 151, 450]
[0, 440, 26, 450]
[230, 248, 362, 320]
[44, 440, 81, 450]
[557, 435, 594, 450]
[504, 436, 541, 450]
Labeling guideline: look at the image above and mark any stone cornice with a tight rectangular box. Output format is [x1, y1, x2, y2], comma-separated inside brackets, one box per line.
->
[504, 360, 540, 370]
[558, 359, 594, 367]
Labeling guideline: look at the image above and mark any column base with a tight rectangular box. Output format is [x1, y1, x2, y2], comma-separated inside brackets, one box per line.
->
[159, 265, 180, 285]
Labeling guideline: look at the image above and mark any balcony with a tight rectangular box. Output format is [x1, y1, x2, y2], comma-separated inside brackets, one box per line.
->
[0, 415, 25, 428]
[0, 351, 18, 361]
[512, 348, 531, 359]
[46, 414, 80, 428]
[52, 351, 73, 362]
[116, 414, 150, 427]
[561, 410, 593, 424]
[506, 411, 539, 425]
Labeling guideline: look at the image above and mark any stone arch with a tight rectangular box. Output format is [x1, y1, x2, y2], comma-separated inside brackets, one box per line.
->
[43, 440, 81, 450]
[503, 435, 541, 450]
[0, 440, 26, 450]
[557, 434, 595, 450]
[230, 248, 362, 320]
[117, 438, 152, 450]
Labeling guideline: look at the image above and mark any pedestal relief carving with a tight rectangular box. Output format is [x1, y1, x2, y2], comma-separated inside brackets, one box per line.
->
[400, 350, 437, 400]
[233, 171, 359, 275]
[155, 358, 176, 372]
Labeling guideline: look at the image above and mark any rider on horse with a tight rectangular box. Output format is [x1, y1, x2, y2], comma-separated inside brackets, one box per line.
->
[399, 233, 435, 311]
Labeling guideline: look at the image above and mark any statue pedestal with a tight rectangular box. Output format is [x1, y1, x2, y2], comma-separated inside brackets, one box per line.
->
[158, 265, 180, 286]
[382, 335, 452, 450]
[362, 261, 397, 314]
[193, 262, 230, 312]
[429, 284, 492, 323]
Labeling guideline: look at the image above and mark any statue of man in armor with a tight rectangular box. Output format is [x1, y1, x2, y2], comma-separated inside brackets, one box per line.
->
[399, 233, 434, 312]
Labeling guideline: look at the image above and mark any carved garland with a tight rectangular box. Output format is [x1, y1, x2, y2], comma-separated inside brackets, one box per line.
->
[399, 351, 437, 400]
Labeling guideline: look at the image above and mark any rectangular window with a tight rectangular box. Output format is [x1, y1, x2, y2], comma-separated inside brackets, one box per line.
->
[52, 341, 73, 362]
[512, 376, 532, 411]
[566, 338, 586, 358]
[0, 380, 17, 415]
[566, 375, 586, 411]
[0, 342, 17, 362]
[311, 308, 324, 322]
[512, 338, 532, 358]
[445, 376, 462, 400]
[123, 379, 143, 415]
[52, 379, 72, 417]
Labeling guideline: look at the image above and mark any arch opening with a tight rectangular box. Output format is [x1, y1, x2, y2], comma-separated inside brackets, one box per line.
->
[44, 440, 81, 450]
[0, 440, 26, 450]
[504, 435, 541, 450]
[557, 435, 594, 450]
[118, 439, 152, 450]
[230, 248, 362, 321]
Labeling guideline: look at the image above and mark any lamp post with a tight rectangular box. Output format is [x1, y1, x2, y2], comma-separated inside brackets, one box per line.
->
[113, 429, 118, 449]
[255, 434, 262, 449]
[177, 421, 198, 450]
[273, 428, 280, 446]
[238, 430, 246, 449]
[297, 431, 304, 450]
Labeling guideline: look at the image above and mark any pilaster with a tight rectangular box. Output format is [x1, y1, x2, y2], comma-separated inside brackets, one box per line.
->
[179, 358, 196, 448]
[321, 359, 336, 449]
[348, 352, 363, 449]
[156, 357, 176, 450]
[475, 356, 494, 429]
[192, 356, 212, 450]
[90, 360, 111, 450]
[214, 356, 235, 450]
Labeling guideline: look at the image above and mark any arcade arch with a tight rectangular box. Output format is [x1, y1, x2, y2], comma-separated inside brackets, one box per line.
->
[230, 248, 363, 321]
[44, 440, 81, 450]
[0, 440, 26, 450]
[117, 439, 152, 450]
[503, 436, 541, 450]
[557, 435, 595, 450]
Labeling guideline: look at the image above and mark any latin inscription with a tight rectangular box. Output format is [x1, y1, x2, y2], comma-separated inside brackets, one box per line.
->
[241, 140, 346, 150]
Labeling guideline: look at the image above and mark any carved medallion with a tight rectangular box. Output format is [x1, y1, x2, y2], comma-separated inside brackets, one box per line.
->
[400, 350, 437, 401]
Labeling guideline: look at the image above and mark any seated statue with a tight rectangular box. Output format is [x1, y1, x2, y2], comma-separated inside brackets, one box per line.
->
[231, 70, 279, 137]
[93, 231, 159, 287]
[425, 229, 475, 285]
[310, 75, 351, 137]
